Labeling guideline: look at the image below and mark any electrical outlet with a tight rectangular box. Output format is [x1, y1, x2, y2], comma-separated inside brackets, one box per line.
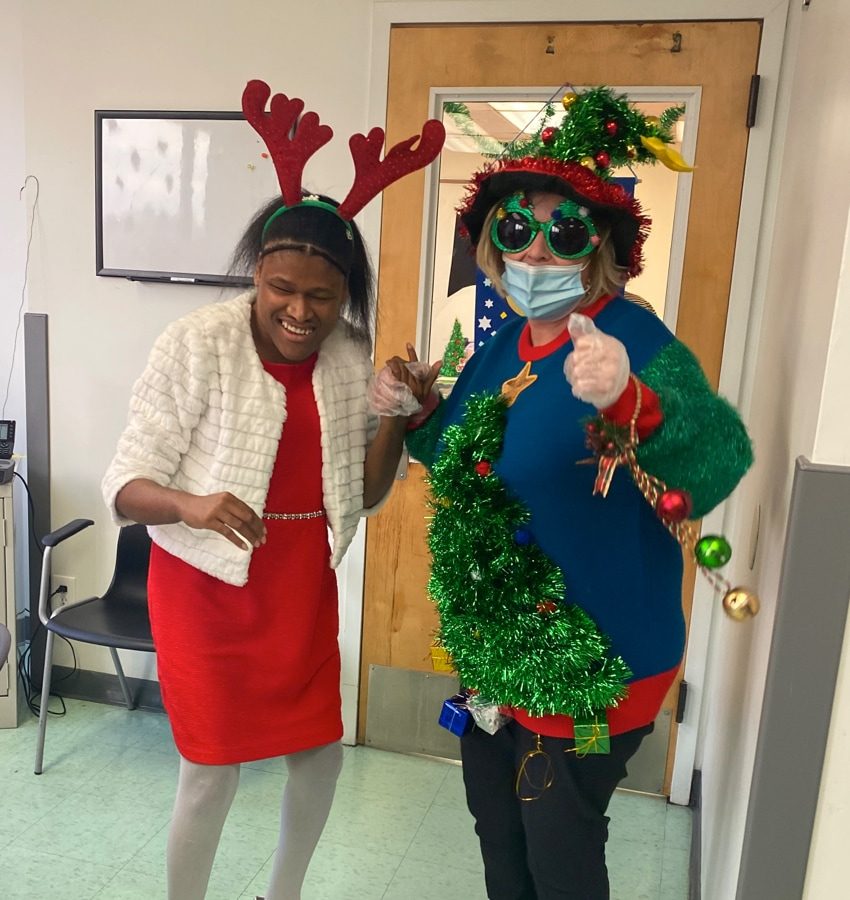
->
[51, 574, 76, 607]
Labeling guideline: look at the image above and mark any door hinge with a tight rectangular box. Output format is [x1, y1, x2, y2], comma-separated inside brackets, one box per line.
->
[746, 74, 761, 128]
[675, 680, 689, 724]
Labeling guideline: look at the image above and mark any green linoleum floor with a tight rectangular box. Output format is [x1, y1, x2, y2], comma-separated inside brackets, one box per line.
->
[0, 699, 690, 899]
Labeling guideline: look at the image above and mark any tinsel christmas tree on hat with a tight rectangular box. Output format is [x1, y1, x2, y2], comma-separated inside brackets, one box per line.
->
[446, 86, 690, 178]
[427, 391, 632, 718]
[504, 87, 689, 176]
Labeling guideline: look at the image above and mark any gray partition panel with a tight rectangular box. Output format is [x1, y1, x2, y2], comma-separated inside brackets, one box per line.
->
[737, 457, 850, 900]
[23, 313, 50, 680]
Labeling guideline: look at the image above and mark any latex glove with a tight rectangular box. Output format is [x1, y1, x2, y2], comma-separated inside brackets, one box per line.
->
[367, 360, 435, 417]
[563, 313, 630, 409]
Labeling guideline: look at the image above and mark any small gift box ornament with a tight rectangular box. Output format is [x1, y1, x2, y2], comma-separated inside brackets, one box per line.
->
[467, 695, 511, 735]
[429, 640, 454, 673]
[572, 711, 611, 756]
[438, 693, 474, 736]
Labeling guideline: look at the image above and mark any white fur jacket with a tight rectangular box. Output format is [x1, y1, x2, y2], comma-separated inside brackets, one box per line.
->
[102, 291, 382, 586]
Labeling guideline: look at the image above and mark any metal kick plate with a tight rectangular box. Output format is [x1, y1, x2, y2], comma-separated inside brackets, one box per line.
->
[365, 664, 671, 795]
[366, 665, 462, 760]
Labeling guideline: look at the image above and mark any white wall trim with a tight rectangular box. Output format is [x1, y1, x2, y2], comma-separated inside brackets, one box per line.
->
[673, 3, 794, 804]
[338, 520, 367, 745]
[372, 0, 789, 23]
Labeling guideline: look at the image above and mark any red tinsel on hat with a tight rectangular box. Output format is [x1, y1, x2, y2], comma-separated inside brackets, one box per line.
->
[458, 156, 651, 277]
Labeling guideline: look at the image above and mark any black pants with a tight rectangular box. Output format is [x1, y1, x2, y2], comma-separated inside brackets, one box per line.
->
[460, 719, 652, 900]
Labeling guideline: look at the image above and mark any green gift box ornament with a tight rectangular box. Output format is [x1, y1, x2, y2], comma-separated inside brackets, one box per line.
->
[573, 712, 611, 756]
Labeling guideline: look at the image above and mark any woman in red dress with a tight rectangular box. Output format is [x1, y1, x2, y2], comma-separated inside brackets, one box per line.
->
[102, 81, 443, 900]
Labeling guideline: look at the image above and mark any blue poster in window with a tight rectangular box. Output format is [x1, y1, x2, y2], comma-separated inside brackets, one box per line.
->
[473, 268, 516, 347]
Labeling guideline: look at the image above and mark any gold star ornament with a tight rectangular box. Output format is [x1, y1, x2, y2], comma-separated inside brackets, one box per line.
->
[501, 361, 537, 406]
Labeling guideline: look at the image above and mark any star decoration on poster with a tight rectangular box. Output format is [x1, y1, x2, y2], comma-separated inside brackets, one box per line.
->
[474, 269, 519, 342]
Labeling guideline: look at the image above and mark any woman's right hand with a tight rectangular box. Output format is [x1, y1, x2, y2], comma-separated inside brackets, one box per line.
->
[368, 344, 442, 417]
[116, 480, 266, 550]
[564, 313, 630, 409]
[385, 344, 442, 408]
[176, 491, 267, 550]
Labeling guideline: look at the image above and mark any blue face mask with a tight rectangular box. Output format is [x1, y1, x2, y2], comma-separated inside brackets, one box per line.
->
[502, 259, 587, 321]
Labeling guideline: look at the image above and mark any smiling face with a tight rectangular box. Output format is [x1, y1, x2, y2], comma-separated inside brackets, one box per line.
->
[251, 249, 348, 363]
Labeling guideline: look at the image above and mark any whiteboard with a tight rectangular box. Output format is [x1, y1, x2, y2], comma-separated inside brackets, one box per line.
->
[95, 111, 280, 285]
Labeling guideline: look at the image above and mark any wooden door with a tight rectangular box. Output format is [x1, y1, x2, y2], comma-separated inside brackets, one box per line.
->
[361, 20, 761, 794]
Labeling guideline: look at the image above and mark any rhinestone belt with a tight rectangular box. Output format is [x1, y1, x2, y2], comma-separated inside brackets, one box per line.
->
[262, 510, 325, 521]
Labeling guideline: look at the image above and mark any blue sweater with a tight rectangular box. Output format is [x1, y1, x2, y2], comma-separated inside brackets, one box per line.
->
[411, 297, 752, 733]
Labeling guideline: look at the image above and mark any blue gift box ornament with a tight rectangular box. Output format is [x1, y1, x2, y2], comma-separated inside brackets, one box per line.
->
[438, 693, 474, 736]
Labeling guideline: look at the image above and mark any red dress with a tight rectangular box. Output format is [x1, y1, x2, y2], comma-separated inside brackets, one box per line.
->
[147, 354, 342, 764]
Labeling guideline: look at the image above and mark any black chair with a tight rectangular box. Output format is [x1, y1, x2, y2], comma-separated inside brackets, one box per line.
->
[34, 519, 153, 774]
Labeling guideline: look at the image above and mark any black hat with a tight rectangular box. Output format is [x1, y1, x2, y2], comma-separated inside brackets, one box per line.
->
[458, 156, 649, 275]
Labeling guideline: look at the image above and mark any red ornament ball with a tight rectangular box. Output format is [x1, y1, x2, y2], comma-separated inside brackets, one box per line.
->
[605, 120, 619, 136]
[537, 601, 558, 615]
[474, 460, 493, 477]
[656, 489, 693, 523]
[541, 127, 557, 144]
[594, 150, 611, 169]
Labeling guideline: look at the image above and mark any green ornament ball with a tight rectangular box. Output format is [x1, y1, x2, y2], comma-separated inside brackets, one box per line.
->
[695, 535, 732, 569]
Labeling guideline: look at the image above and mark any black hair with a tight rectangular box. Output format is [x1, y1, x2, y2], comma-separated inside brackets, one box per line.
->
[229, 193, 375, 345]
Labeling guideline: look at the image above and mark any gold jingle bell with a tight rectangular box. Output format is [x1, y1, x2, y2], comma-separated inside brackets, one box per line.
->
[722, 587, 760, 621]
[562, 92, 578, 111]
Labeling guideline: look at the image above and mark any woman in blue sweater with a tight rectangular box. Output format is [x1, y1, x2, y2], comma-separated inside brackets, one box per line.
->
[406, 89, 752, 899]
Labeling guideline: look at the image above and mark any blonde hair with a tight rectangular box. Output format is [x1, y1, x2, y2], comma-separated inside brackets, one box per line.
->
[476, 196, 627, 308]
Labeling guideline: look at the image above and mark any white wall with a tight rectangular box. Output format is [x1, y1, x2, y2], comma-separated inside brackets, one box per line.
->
[697, 2, 850, 898]
[0, 0, 30, 627]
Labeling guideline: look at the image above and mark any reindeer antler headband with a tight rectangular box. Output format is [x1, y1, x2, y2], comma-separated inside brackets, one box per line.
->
[242, 80, 446, 239]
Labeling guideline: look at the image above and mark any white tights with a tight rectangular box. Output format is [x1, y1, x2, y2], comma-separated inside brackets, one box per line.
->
[167, 741, 344, 900]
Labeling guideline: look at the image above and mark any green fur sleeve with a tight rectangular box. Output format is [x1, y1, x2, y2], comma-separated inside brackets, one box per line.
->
[635, 340, 753, 518]
[404, 399, 446, 471]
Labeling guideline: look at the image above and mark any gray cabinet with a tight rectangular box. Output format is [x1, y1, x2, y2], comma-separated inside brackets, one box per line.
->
[0, 481, 22, 728]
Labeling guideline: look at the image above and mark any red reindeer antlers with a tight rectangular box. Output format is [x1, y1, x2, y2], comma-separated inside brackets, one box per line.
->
[337, 121, 446, 219]
[241, 80, 333, 207]
[242, 79, 445, 219]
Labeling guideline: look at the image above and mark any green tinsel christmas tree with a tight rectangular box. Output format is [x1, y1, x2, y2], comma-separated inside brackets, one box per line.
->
[427, 391, 632, 718]
[439, 319, 467, 378]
